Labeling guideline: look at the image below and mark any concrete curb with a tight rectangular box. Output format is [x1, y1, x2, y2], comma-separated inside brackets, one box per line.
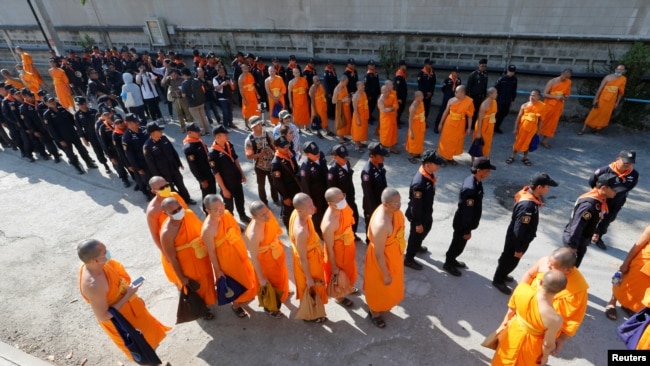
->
[0, 342, 53, 366]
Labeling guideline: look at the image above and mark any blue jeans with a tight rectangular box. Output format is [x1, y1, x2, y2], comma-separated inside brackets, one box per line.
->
[204, 99, 221, 124]
[218, 99, 233, 128]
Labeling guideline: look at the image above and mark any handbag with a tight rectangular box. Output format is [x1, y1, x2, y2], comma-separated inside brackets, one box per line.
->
[468, 137, 484, 157]
[617, 307, 650, 349]
[311, 114, 322, 131]
[272, 102, 283, 118]
[216, 275, 247, 305]
[257, 282, 282, 312]
[481, 330, 499, 350]
[327, 271, 353, 299]
[528, 134, 540, 152]
[295, 287, 326, 321]
[176, 280, 208, 324]
[108, 307, 162, 365]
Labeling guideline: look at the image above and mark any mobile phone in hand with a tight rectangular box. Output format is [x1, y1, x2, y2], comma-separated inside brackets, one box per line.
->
[132, 276, 145, 287]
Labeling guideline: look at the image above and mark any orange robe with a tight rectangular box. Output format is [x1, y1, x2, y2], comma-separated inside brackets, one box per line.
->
[155, 192, 187, 285]
[584, 76, 626, 130]
[267, 75, 286, 125]
[323, 205, 357, 286]
[540, 80, 571, 137]
[363, 209, 405, 312]
[405, 101, 426, 155]
[472, 99, 497, 157]
[513, 101, 547, 152]
[79, 260, 170, 361]
[636, 290, 650, 350]
[21, 71, 41, 99]
[351, 91, 369, 142]
[248, 213, 290, 302]
[379, 91, 399, 147]
[291, 77, 310, 126]
[531, 269, 588, 337]
[613, 239, 650, 313]
[21, 52, 44, 86]
[211, 210, 259, 303]
[492, 284, 547, 366]
[335, 87, 352, 137]
[165, 209, 216, 306]
[4, 78, 24, 90]
[241, 73, 260, 121]
[289, 210, 328, 304]
[437, 97, 474, 160]
[50, 67, 74, 110]
[313, 84, 328, 129]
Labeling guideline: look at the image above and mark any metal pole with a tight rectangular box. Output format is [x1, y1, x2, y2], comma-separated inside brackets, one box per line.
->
[25, 0, 52, 51]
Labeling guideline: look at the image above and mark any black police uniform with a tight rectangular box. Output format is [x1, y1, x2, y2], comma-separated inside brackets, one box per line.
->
[0, 97, 14, 148]
[364, 68, 381, 122]
[183, 137, 216, 202]
[19, 101, 57, 160]
[43, 106, 96, 171]
[208, 141, 247, 219]
[417, 67, 437, 119]
[434, 75, 462, 132]
[343, 67, 358, 94]
[94, 119, 130, 185]
[446, 174, 484, 266]
[395, 70, 408, 124]
[405, 167, 436, 261]
[361, 159, 387, 235]
[122, 126, 152, 194]
[493, 188, 541, 285]
[588, 164, 639, 241]
[323, 65, 338, 119]
[271, 151, 301, 229]
[75, 108, 108, 166]
[143, 135, 192, 203]
[300, 151, 329, 236]
[2, 96, 27, 157]
[563, 193, 605, 268]
[494, 73, 518, 132]
[466, 68, 488, 121]
[327, 161, 359, 234]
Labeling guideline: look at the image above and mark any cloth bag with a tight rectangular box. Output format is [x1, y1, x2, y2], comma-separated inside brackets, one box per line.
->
[176, 280, 208, 324]
[327, 271, 353, 299]
[216, 275, 247, 305]
[480, 331, 499, 350]
[272, 102, 283, 118]
[528, 134, 540, 152]
[468, 137, 484, 157]
[311, 114, 322, 131]
[257, 282, 282, 312]
[108, 307, 162, 365]
[617, 307, 650, 349]
[295, 287, 326, 321]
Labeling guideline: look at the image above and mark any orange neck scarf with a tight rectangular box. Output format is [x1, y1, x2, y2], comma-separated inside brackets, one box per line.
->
[421, 67, 432, 76]
[274, 149, 294, 170]
[345, 66, 356, 75]
[515, 186, 543, 205]
[419, 166, 436, 184]
[102, 119, 114, 132]
[211, 141, 234, 162]
[578, 188, 608, 214]
[609, 162, 632, 179]
[396, 69, 407, 79]
[113, 125, 125, 135]
[184, 136, 208, 154]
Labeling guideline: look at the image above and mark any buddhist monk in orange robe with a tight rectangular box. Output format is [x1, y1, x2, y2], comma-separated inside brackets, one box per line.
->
[1, 69, 25, 90]
[605, 225, 650, 320]
[364, 188, 405, 328]
[472, 87, 498, 159]
[540, 69, 572, 147]
[521, 248, 588, 354]
[160, 197, 216, 317]
[18, 65, 41, 99]
[49, 59, 74, 110]
[406, 91, 426, 162]
[290, 193, 328, 323]
[378, 81, 400, 153]
[437, 85, 474, 164]
[506, 89, 547, 166]
[309, 76, 332, 136]
[245, 201, 290, 317]
[78, 240, 170, 361]
[16, 47, 44, 86]
[202, 194, 259, 318]
[580, 65, 627, 134]
[265, 66, 287, 125]
[238, 64, 260, 127]
[321, 188, 357, 307]
[492, 270, 566, 366]
[333, 76, 352, 143]
[351, 81, 369, 150]
[288, 69, 310, 127]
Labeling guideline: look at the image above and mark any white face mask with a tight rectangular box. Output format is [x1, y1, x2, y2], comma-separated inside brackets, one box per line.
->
[104, 250, 112, 261]
[171, 209, 185, 221]
[335, 198, 347, 210]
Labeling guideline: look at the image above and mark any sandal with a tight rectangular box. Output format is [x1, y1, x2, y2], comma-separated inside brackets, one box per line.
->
[350, 287, 359, 295]
[367, 311, 386, 328]
[336, 297, 354, 308]
[577, 130, 585, 135]
[605, 305, 617, 321]
[203, 310, 215, 320]
[266, 310, 283, 319]
[304, 317, 328, 324]
[505, 157, 514, 164]
[390, 149, 400, 155]
[408, 157, 419, 164]
[541, 141, 551, 148]
[449, 159, 458, 166]
[522, 158, 532, 166]
[232, 305, 248, 318]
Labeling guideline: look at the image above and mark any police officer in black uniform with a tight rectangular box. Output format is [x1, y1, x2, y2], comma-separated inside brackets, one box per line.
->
[208, 125, 249, 222]
[323, 59, 338, 119]
[74, 97, 111, 173]
[19, 88, 58, 162]
[563, 173, 623, 267]
[404, 150, 444, 270]
[443, 157, 495, 276]
[361, 142, 389, 243]
[395, 60, 408, 126]
[122, 113, 154, 198]
[364, 60, 381, 123]
[95, 111, 131, 187]
[0, 83, 16, 149]
[466, 58, 489, 123]
[300, 141, 328, 236]
[327, 144, 360, 239]
[11, 89, 42, 162]
[183, 122, 216, 208]
[43, 96, 98, 173]
[589, 150, 639, 250]
[417, 58, 437, 120]
[1, 85, 24, 154]
[143, 121, 195, 205]
[271, 135, 302, 229]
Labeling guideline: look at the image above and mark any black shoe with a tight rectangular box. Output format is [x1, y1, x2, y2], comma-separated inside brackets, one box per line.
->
[240, 215, 252, 224]
[404, 258, 423, 271]
[492, 281, 512, 295]
[505, 275, 515, 283]
[122, 179, 131, 188]
[450, 259, 467, 268]
[186, 198, 197, 205]
[593, 238, 607, 250]
[40, 154, 50, 161]
[54, 156, 61, 163]
[86, 162, 98, 169]
[443, 263, 462, 277]
[25, 156, 36, 162]
[133, 184, 140, 191]
[416, 246, 429, 254]
[103, 163, 112, 174]
[74, 165, 85, 174]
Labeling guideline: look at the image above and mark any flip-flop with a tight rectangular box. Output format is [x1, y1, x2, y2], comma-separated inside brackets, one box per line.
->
[522, 158, 532, 166]
[266, 310, 282, 319]
[304, 317, 328, 324]
[203, 310, 215, 320]
[336, 297, 354, 308]
[232, 305, 248, 318]
[505, 157, 514, 164]
[605, 305, 617, 320]
[367, 311, 386, 328]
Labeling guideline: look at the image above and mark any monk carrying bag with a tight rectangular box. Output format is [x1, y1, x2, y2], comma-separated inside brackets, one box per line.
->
[176, 279, 208, 324]
[108, 307, 163, 365]
[617, 307, 650, 349]
[216, 275, 247, 305]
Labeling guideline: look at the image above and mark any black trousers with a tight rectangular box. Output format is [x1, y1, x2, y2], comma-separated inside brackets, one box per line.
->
[255, 166, 278, 206]
[595, 199, 625, 238]
[0, 125, 13, 146]
[280, 197, 294, 230]
[494, 103, 511, 131]
[367, 95, 378, 121]
[18, 129, 34, 157]
[434, 96, 452, 132]
[493, 236, 532, 284]
[221, 182, 246, 218]
[35, 132, 58, 158]
[87, 135, 107, 165]
[397, 100, 407, 124]
[199, 175, 217, 212]
[423, 96, 433, 119]
[347, 196, 359, 234]
[570, 238, 590, 268]
[143, 97, 163, 121]
[166, 169, 191, 203]
[446, 229, 470, 264]
[405, 216, 433, 260]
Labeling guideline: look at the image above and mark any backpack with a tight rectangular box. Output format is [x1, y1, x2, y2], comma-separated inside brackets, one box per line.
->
[188, 78, 205, 105]
[248, 131, 273, 153]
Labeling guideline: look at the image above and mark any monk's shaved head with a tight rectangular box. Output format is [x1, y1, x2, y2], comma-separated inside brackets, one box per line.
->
[149, 176, 166, 187]
[249, 200, 267, 217]
[293, 192, 312, 209]
[381, 187, 400, 203]
[414, 91, 423, 98]
[551, 247, 577, 271]
[77, 239, 103, 263]
[456, 85, 466, 94]
[384, 80, 393, 87]
[542, 269, 567, 294]
[161, 197, 181, 212]
[324, 187, 343, 203]
[203, 194, 223, 210]
[488, 87, 497, 94]
[340, 75, 348, 82]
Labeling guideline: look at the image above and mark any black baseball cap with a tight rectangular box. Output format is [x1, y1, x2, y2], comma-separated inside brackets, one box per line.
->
[530, 172, 558, 187]
[213, 125, 229, 135]
[618, 150, 636, 164]
[368, 59, 376, 66]
[398, 60, 407, 66]
[186, 122, 201, 133]
[508, 65, 517, 72]
[303, 141, 320, 155]
[74, 96, 87, 104]
[368, 142, 388, 156]
[274, 136, 290, 148]
[20, 88, 33, 96]
[479, 58, 488, 65]
[146, 122, 164, 134]
[596, 173, 626, 193]
[347, 58, 355, 65]
[424, 58, 432, 65]
[124, 113, 140, 123]
[421, 150, 445, 165]
[472, 157, 496, 170]
[331, 144, 348, 158]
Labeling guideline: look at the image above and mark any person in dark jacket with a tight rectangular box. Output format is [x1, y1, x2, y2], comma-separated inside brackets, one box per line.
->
[434, 67, 461, 133]
[271, 135, 302, 229]
[466, 58, 489, 123]
[74, 97, 111, 173]
[19, 89, 58, 162]
[417, 58, 437, 121]
[443, 157, 495, 276]
[493, 65, 518, 134]
[122, 114, 154, 198]
[300, 141, 329, 236]
[183, 122, 216, 209]
[327, 144, 360, 240]
[95, 112, 131, 187]
[361, 142, 389, 243]
[364, 60, 381, 123]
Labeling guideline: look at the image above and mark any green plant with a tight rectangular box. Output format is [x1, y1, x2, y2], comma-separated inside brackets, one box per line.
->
[612, 42, 650, 128]
[379, 38, 403, 80]
[77, 33, 96, 53]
